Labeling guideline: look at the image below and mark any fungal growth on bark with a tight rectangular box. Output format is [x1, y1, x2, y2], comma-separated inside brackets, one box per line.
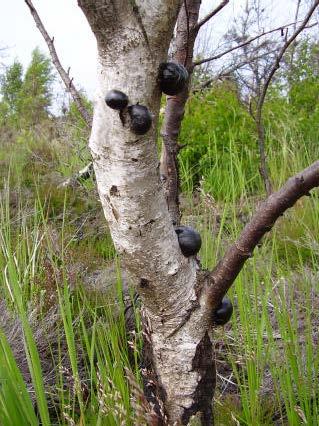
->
[158, 61, 189, 95]
[128, 104, 152, 135]
[74, 0, 319, 422]
[105, 90, 129, 110]
[212, 297, 233, 326]
[175, 225, 202, 257]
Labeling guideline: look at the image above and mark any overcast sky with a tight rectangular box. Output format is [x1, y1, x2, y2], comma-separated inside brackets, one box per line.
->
[0, 0, 305, 105]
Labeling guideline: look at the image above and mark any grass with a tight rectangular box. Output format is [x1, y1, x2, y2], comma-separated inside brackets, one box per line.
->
[1, 92, 319, 424]
[0, 182, 143, 425]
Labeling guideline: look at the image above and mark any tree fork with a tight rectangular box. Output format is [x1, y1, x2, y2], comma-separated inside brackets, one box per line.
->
[77, 1, 319, 424]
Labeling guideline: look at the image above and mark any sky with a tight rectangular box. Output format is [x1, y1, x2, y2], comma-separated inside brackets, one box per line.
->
[0, 0, 306, 107]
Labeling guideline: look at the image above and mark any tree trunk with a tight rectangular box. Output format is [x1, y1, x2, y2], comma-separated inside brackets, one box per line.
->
[256, 113, 273, 196]
[78, 1, 216, 423]
[160, 0, 201, 225]
[77, 2, 319, 424]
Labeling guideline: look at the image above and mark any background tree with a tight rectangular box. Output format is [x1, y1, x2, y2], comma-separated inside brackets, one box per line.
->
[0, 48, 55, 129]
[0, 60, 23, 127]
[19, 47, 55, 127]
[223, 0, 318, 195]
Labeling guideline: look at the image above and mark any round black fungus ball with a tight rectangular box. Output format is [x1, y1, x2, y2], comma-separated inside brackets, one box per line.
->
[175, 225, 202, 257]
[158, 62, 189, 95]
[128, 104, 152, 135]
[212, 298, 233, 326]
[105, 90, 129, 110]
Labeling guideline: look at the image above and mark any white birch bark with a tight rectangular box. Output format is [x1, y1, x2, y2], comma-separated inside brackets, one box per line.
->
[78, 1, 214, 423]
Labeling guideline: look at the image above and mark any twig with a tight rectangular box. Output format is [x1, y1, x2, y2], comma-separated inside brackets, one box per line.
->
[193, 0, 229, 32]
[58, 162, 94, 188]
[207, 160, 319, 307]
[257, 0, 319, 114]
[254, 0, 319, 195]
[193, 20, 317, 68]
[194, 50, 277, 91]
[24, 0, 92, 127]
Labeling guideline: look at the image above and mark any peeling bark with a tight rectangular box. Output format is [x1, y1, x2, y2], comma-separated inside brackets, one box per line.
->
[78, 1, 216, 422]
[78, 1, 319, 424]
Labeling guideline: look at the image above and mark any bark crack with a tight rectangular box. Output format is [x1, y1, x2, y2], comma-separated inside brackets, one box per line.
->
[167, 298, 199, 338]
[181, 332, 215, 425]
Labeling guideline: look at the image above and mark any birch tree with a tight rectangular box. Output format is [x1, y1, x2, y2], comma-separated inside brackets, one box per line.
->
[73, 1, 319, 424]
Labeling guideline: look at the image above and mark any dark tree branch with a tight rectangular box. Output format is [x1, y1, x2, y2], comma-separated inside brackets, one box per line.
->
[160, 0, 201, 225]
[193, 0, 229, 32]
[183, 0, 190, 67]
[193, 20, 318, 68]
[25, 0, 92, 127]
[207, 160, 319, 308]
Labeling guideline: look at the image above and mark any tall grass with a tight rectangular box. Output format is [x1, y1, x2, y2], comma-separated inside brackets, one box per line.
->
[0, 184, 143, 425]
[179, 108, 319, 425]
[1, 84, 319, 424]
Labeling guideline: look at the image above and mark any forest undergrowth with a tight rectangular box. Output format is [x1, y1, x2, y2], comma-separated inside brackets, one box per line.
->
[0, 77, 319, 425]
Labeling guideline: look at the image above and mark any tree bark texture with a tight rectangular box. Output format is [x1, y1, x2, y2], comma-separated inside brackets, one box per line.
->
[78, 1, 216, 423]
[160, 0, 202, 226]
[78, 1, 319, 424]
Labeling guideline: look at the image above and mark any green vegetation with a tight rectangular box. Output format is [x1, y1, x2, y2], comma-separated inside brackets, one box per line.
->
[0, 43, 319, 424]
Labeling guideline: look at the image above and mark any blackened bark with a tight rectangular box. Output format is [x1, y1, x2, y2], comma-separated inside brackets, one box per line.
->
[140, 313, 168, 425]
[181, 332, 216, 425]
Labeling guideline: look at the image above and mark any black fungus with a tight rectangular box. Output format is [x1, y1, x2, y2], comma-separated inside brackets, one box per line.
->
[175, 225, 202, 257]
[105, 90, 129, 110]
[212, 298, 233, 326]
[158, 62, 189, 95]
[128, 104, 152, 135]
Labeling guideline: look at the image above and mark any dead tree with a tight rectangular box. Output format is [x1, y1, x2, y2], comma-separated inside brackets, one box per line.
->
[226, 0, 319, 195]
[76, 0, 319, 423]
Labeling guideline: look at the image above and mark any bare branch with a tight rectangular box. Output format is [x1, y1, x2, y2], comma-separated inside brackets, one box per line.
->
[58, 162, 93, 188]
[25, 0, 92, 127]
[251, 0, 319, 195]
[257, 0, 319, 114]
[207, 160, 319, 307]
[193, 0, 230, 32]
[193, 20, 318, 68]
[194, 50, 277, 92]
